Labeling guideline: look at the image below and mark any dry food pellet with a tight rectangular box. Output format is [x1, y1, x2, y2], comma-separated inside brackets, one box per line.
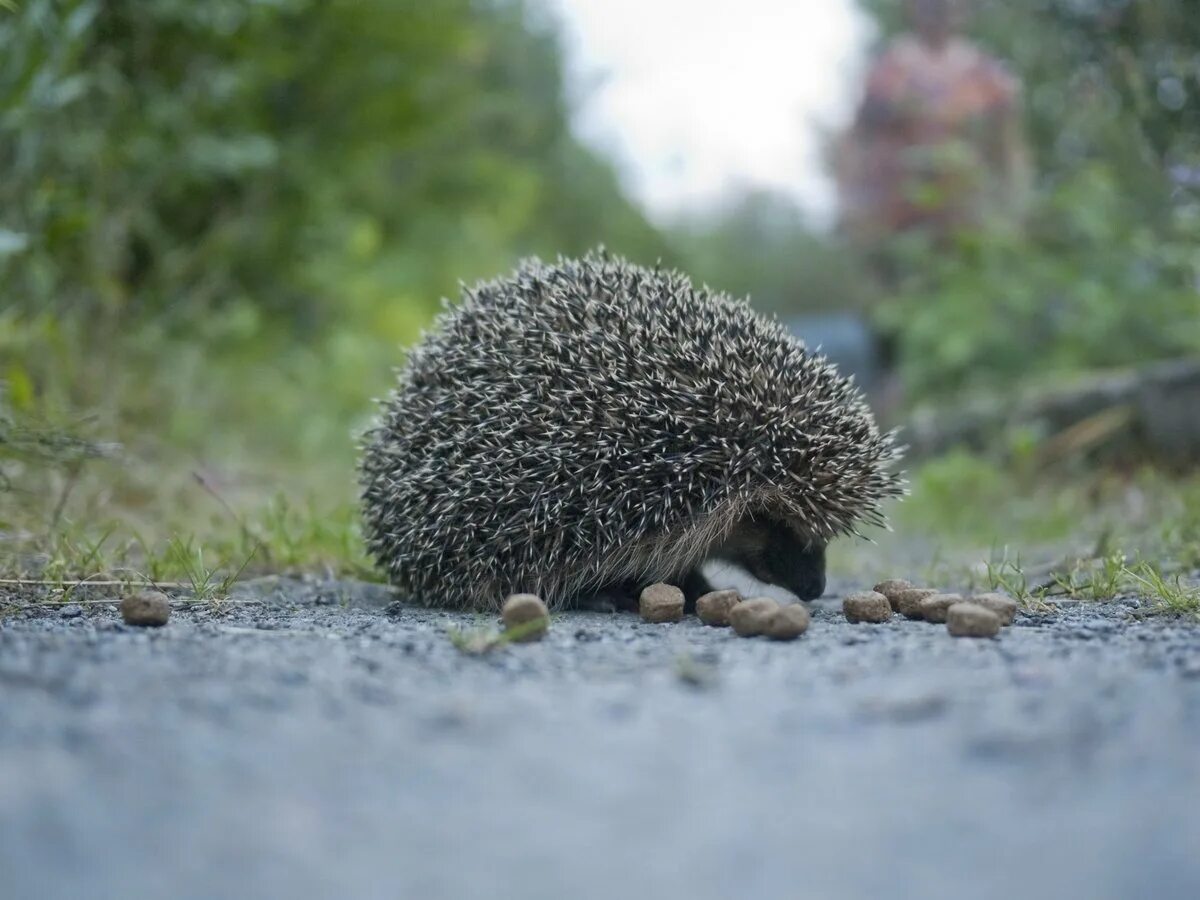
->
[696, 590, 741, 627]
[892, 588, 938, 619]
[843, 591, 893, 624]
[765, 604, 811, 640]
[501, 593, 550, 641]
[872, 579, 914, 603]
[919, 593, 963, 624]
[639, 583, 685, 624]
[946, 602, 1001, 638]
[971, 593, 1018, 626]
[729, 598, 780, 637]
[121, 590, 171, 627]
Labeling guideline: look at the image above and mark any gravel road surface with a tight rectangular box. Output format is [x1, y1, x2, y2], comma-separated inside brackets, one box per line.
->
[2, 576, 1198, 899]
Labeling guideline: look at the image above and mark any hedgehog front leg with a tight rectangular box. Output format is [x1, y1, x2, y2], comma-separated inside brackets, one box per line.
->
[575, 579, 641, 613]
[681, 568, 715, 613]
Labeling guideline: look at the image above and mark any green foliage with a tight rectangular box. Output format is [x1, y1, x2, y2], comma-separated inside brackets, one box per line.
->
[0, 0, 674, 578]
[862, 0, 1200, 175]
[4, 0, 1199, 587]
[895, 450, 1084, 544]
[0, 0, 664, 334]
[1124, 561, 1200, 617]
[879, 162, 1200, 398]
[857, 0, 1200, 401]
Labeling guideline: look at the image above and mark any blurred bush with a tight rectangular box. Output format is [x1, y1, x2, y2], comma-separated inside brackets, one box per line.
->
[0, 0, 676, 478]
[4, 0, 1198, 444]
[858, 0, 1200, 399]
[880, 161, 1200, 398]
[0, 0, 664, 334]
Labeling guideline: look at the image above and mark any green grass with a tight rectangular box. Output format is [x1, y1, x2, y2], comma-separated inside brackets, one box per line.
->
[1124, 562, 1200, 617]
[981, 549, 1035, 604]
[832, 453, 1200, 618]
[2, 448, 380, 601]
[974, 552, 1198, 617]
[1046, 551, 1128, 603]
[2, 306, 393, 596]
[163, 535, 259, 608]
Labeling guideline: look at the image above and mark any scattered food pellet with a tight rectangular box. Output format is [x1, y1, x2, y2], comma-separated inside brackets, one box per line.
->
[844, 591, 892, 624]
[696, 589, 740, 626]
[121, 590, 171, 627]
[501, 593, 549, 641]
[919, 593, 963, 624]
[946, 602, 1001, 638]
[639, 583, 685, 624]
[972, 593, 1018, 626]
[765, 604, 811, 640]
[58, 603, 83, 619]
[872, 579, 914, 603]
[892, 588, 937, 619]
[729, 598, 780, 637]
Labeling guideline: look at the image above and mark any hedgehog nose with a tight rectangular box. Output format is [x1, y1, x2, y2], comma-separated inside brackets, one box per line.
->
[797, 571, 826, 601]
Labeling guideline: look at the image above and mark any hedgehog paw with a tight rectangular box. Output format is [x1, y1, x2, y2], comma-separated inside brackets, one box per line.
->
[681, 569, 715, 614]
[575, 584, 639, 614]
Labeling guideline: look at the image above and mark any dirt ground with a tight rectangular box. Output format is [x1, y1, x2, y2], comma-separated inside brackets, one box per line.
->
[2, 574, 1199, 900]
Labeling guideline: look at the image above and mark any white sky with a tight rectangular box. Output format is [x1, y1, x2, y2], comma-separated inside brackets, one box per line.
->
[549, 0, 873, 223]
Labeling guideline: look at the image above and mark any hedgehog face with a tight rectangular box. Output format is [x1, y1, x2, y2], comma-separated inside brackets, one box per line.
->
[758, 526, 826, 602]
[712, 516, 827, 601]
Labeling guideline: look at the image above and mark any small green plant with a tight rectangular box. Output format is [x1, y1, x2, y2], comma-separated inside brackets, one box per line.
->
[1124, 562, 1200, 617]
[1161, 482, 1200, 571]
[1049, 551, 1127, 602]
[983, 548, 1031, 602]
[446, 623, 504, 655]
[166, 536, 259, 608]
[446, 614, 550, 654]
[247, 495, 378, 580]
[37, 526, 117, 601]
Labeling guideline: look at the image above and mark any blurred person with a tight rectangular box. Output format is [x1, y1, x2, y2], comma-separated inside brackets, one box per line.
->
[834, 0, 1030, 415]
[839, 0, 1029, 250]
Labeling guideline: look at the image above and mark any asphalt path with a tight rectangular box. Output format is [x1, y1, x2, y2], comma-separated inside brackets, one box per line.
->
[2, 575, 1198, 899]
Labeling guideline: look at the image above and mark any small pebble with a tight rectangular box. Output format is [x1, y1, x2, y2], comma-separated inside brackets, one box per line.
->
[972, 592, 1018, 626]
[764, 604, 811, 640]
[919, 593, 963, 624]
[501, 593, 549, 641]
[729, 598, 780, 637]
[892, 587, 938, 619]
[58, 603, 83, 619]
[121, 590, 171, 627]
[695, 590, 741, 626]
[843, 591, 892, 623]
[872, 579, 914, 603]
[639, 583, 685, 624]
[946, 603, 1001, 638]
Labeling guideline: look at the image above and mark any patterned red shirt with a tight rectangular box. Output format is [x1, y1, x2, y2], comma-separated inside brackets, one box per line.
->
[839, 36, 1021, 239]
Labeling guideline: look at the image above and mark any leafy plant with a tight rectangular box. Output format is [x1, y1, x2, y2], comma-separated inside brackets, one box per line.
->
[165, 535, 259, 608]
[1124, 561, 1200, 617]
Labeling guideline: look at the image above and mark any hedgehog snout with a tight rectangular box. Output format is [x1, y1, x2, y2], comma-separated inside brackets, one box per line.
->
[763, 536, 826, 602]
[715, 516, 827, 601]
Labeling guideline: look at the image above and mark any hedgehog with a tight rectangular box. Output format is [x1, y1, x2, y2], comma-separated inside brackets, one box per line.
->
[359, 251, 904, 612]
